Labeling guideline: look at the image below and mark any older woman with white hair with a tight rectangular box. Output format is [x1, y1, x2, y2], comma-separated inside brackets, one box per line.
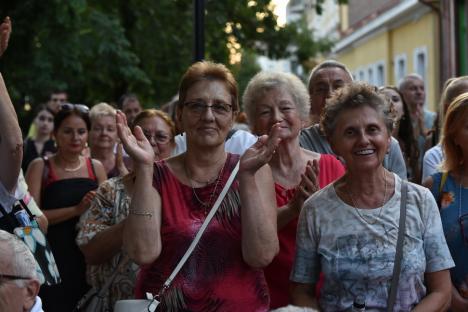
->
[0, 229, 42, 311]
[89, 103, 126, 178]
[243, 71, 345, 308]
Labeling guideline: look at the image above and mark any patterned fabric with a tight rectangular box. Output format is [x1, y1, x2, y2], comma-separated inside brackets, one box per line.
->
[76, 176, 139, 311]
[135, 153, 270, 312]
[430, 172, 468, 298]
[291, 173, 454, 311]
[265, 154, 345, 308]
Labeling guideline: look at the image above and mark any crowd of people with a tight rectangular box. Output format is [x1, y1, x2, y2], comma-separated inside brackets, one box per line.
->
[1, 16, 468, 312]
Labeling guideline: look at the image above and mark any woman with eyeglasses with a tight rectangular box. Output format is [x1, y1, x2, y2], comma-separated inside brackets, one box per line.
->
[26, 104, 107, 311]
[243, 71, 345, 308]
[424, 92, 468, 311]
[117, 61, 279, 311]
[75, 109, 176, 311]
[22, 104, 57, 172]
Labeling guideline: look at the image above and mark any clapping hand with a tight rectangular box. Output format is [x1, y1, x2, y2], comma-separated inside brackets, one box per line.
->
[240, 123, 281, 175]
[116, 111, 155, 167]
[292, 159, 320, 212]
[0, 17, 11, 58]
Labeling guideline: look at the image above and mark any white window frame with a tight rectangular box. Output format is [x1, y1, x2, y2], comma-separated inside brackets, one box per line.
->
[413, 46, 428, 92]
[375, 61, 386, 87]
[367, 65, 374, 85]
[394, 53, 407, 86]
[357, 67, 366, 82]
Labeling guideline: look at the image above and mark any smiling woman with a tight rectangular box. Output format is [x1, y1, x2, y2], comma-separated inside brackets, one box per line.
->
[290, 82, 454, 311]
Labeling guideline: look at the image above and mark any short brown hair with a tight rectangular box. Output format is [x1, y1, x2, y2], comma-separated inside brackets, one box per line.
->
[133, 109, 176, 142]
[321, 82, 396, 139]
[441, 92, 468, 172]
[178, 61, 238, 112]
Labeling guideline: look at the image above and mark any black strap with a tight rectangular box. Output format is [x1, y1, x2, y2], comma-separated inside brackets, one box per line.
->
[225, 129, 237, 141]
[387, 180, 408, 312]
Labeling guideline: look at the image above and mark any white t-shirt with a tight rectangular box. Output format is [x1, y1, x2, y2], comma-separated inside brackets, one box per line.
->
[291, 173, 454, 311]
[422, 144, 443, 181]
[172, 129, 257, 156]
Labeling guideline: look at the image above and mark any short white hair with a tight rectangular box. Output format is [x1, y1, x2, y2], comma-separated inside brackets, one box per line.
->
[398, 73, 424, 90]
[89, 102, 117, 123]
[0, 230, 38, 286]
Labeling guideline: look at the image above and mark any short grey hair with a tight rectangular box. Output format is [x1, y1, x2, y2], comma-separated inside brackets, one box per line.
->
[243, 71, 310, 126]
[321, 82, 396, 139]
[0, 230, 38, 286]
[398, 73, 424, 91]
[308, 60, 354, 90]
[89, 102, 117, 123]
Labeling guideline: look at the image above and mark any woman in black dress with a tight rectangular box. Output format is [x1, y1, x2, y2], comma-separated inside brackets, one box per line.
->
[22, 104, 56, 172]
[26, 104, 107, 311]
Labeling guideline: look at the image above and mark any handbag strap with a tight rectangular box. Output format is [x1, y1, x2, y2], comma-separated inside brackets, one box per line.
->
[387, 180, 408, 312]
[157, 160, 240, 297]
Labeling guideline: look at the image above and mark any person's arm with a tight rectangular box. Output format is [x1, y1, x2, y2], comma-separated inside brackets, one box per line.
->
[92, 159, 108, 184]
[238, 124, 281, 268]
[0, 18, 22, 192]
[25, 158, 96, 224]
[412, 270, 452, 311]
[117, 111, 162, 265]
[290, 282, 319, 308]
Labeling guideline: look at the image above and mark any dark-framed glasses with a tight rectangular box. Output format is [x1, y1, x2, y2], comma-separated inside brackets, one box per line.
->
[60, 103, 90, 113]
[184, 101, 232, 116]
[142, 130, 172, 145]
[459, 213, 468, 245]
[0, 273, 32, 284]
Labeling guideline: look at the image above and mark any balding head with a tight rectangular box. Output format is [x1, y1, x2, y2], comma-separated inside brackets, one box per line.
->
[398, 73, 425, 113]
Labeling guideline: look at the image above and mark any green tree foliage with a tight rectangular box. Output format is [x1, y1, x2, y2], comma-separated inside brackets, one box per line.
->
[0, 0, 334, 116]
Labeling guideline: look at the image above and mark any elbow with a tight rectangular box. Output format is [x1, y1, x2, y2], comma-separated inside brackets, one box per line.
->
[124, 239, 162, 266]
[243, 240, 279, 268]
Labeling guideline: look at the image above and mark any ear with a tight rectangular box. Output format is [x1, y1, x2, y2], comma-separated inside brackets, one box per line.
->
[22, 279, 40, 311]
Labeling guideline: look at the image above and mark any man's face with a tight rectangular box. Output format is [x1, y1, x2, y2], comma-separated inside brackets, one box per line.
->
[47, 92, 68, 114]
[400, 77, 425, 114]
[122, 99, 142, 125]
[309, 67, 352, 122]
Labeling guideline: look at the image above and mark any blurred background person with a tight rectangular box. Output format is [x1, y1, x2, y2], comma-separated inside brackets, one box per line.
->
[76, 109, 176, 311]
[46, 90, 68, 115]
[422, 76, 468, 181]
[88, 102, 124, 178]
[118, 93, 142, 128]
[291, 83, 453, 311]
[25, 104, 106, 311]
[379, 86, 420, 182]
[424, 92, 468, 311]
[0, 230, 43, 312]
[243, 71, 345, 308]
[22, 105, 56, 173]
[117, 61, 279, 311]
[301, 60, 407, 180]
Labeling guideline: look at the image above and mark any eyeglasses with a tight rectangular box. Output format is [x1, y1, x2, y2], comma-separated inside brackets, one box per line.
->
[142, 131, 172, 145]
[0, 273, 32, 284]
[184, 101, 232, 116]
[60, 103, 90, 113]
[459, 213, 468, 245]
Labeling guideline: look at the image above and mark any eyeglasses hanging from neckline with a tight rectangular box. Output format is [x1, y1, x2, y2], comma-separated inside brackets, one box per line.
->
[60, 103, 90, 113]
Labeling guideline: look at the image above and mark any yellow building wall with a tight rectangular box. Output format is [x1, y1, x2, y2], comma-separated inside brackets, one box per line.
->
[335, 11, 440, 111]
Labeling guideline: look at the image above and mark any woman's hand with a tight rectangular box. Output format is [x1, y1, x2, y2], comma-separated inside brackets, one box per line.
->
[116, 111, 154, 167]
[115, 142, 129, 176]
[75, 190, 96, 216]
[240, 123, 281, 175]
[0, 17, 11, 58]
[292, 159, 320, 212]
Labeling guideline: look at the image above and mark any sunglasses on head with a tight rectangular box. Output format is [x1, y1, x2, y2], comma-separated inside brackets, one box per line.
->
[60, 103, 90, 113]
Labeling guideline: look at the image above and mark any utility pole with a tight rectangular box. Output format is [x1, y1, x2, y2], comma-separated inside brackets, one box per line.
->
[194, 0, 204, 62]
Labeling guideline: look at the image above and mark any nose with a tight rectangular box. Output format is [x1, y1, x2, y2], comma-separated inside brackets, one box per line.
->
[200, 106, 215, 121]
[356, 130, 370, 145]
[271, 107, 283, 123]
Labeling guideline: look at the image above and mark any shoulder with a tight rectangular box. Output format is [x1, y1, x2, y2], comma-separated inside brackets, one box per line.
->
[301, 148, 320, 161]
[423, 145, 443, 162]
[27, 157, 46, 173]
[226, 129, 257, 154]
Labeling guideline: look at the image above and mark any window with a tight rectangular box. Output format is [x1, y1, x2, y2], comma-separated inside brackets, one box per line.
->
[376, 62, 385, 87]
[367, 67, 374, 84]
[394, 54, 407, 84]
[413, 47, 427, 83]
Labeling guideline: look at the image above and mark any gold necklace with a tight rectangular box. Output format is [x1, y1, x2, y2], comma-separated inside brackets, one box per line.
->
[184, 156, 226, 215]
[347, 170, 388, 225]
[60, 157, 83, 172]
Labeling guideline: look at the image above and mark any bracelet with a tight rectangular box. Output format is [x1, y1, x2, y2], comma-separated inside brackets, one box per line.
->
[129, 210, 153, 218]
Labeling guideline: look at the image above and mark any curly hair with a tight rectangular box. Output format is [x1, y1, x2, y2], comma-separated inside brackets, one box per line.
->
[242, 71, 310, 126]
[320, 82, 396, 139]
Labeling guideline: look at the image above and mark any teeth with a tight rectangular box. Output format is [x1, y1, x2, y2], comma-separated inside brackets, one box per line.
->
[355, 149, 374, 155]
